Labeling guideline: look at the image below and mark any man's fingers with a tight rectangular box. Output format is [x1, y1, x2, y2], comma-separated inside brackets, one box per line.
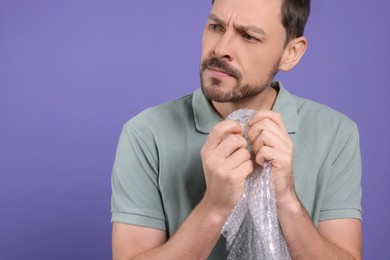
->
[223, 147, 252, 169]
[251, 128, 290, 154]
[202, 120, 243, 152]
[255, 145, 292, 169]
[234, 159, 255, 178]
[248, 111, 287, 133]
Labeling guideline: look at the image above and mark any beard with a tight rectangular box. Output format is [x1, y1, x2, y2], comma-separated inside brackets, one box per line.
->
[200, 57, 280, 103]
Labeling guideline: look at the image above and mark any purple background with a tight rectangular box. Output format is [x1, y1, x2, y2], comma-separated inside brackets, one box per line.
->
[0, 0, 389, 259]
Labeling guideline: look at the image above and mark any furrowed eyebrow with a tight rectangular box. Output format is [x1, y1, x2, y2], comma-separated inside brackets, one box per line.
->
[208, 13, 266, 37]
[236, 24, 266, 37]
[208, 13, 226, 26]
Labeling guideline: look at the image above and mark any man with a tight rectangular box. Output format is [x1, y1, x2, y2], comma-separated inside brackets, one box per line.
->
[111, 0, 362, 259]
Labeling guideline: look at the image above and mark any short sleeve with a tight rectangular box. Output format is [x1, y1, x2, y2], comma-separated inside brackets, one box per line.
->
[319, 122, 362, 221]
[111, 122, 166, 231]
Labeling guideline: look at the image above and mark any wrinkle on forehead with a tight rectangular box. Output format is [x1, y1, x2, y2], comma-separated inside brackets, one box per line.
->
[209, 13, 267, 37]
[210, 0, 283, 33]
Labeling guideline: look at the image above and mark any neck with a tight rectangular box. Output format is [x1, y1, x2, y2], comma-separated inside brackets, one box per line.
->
[211, 86, 277, 119]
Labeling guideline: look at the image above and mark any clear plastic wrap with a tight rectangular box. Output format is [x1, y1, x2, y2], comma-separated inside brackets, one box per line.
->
[222, 109, 291, 260]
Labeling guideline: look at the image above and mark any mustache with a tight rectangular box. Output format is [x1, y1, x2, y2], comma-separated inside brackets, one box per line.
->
[201, 58, 241, 80]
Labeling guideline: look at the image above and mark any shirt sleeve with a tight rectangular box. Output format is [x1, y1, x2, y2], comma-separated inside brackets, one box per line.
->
[111, 122, 166, 231]
[319, 122, 362, 221]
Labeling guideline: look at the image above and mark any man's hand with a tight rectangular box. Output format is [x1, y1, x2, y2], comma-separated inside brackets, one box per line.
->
[247, 111, 295, 204]
[247, 111, 362, 259]
[200, 120, 254, 216]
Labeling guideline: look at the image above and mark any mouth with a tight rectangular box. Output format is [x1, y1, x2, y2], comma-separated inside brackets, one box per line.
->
[207, 67, 234, 78]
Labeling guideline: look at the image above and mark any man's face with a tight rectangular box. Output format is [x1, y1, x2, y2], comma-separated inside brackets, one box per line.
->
[200, 0, 287, 103]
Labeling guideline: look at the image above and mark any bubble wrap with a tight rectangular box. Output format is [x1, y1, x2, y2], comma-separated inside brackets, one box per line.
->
[222, 109, 291, 260]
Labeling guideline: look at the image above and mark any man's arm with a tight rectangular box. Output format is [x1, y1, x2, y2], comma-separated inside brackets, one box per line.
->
[278, 194, 362, 260]
[112, 200, 227, 260]
[248, 111, 362, 260]
[113, 216, 362, 260]
[112, 224, 167, 260]
[112, 120, 254, 259]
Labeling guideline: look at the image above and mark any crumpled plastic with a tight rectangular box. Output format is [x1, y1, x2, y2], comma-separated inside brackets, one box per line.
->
[222, 109, 291, 260]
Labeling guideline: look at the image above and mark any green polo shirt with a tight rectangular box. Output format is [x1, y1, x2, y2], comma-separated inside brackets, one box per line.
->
[111, 81, 362, 258]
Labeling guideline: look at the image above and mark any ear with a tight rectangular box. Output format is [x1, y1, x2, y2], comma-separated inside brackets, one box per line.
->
[279, 36, 307, 72]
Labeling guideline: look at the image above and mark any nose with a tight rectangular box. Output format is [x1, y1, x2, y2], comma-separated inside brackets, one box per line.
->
[212, 32, 233, 61]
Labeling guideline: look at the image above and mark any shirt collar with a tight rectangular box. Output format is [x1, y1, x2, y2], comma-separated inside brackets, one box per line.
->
[193, 81, 298, 134]
[271, 81, 298, 133]
[193, 88, 222, 134]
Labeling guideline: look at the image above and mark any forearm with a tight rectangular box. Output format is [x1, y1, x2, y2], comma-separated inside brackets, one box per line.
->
[278, 195, 361, 260]
[133, 198, 227, 260]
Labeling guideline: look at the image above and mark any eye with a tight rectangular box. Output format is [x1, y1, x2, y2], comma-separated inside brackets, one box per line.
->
[242, 33, 260, 43]
[209, 24, 223, 32]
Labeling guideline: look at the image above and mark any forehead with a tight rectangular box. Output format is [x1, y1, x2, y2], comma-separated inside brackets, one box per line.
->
[210, 0, 283, 30]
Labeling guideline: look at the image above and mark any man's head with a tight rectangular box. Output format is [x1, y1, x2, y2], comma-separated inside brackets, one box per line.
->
[200, 0, 310, 103]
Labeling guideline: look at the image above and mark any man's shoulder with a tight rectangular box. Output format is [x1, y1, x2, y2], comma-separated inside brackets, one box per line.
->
[293, 94, 357, 133]
[125, 92, 195, 131]
[293, 93, 355, 123]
